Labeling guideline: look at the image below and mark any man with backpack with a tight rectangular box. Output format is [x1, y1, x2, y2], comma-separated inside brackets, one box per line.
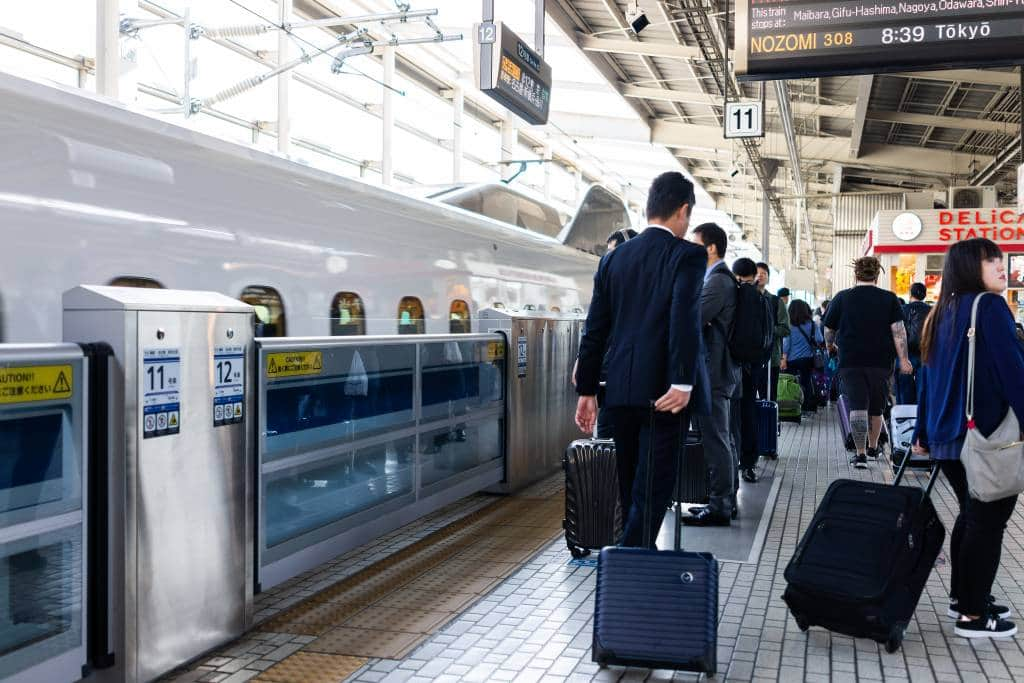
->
[686, 223, 740, 525]
[897, 282, 930, 404]
[731, 258, 775, 483]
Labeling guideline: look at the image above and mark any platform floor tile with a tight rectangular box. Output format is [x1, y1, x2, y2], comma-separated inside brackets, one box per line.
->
[256, 652, 366, 683]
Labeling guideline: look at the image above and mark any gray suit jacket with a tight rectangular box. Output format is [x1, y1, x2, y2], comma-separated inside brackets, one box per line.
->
[701, 261, 741, 394]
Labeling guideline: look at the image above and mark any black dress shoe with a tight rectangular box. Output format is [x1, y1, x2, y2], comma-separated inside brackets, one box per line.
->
[731, 505, 738, 521]
[683, 508, 731, 526]
[688, 505, 708, 516]
[741, 467, 758, 483]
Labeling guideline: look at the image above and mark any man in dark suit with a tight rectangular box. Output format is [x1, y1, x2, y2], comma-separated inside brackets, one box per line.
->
[685, 222, 740, 525]
[574, 171, 709, 548]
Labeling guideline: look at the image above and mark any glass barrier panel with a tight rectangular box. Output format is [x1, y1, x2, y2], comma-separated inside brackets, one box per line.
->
[420, 420, 503, 488]
[420, 341, 505, 421]
[0, 408, 80, 522]
[264, 436, 416, 548]
[0, 526, 81, 677]
[263, 345, 416, 461]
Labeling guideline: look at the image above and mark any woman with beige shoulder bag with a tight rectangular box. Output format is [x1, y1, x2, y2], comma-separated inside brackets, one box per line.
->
[912, 238, 1024, 639]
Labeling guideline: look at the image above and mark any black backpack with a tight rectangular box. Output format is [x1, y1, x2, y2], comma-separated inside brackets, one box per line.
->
[726, 275, 774, 363]
[904, 301, 930, 355]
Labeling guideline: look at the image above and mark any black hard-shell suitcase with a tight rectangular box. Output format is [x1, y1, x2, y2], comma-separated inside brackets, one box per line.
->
[592, 409, 718, 675]
[563, 439, 622, 559]
[674, 429, 709, 505]
[782, 460, 943, 653]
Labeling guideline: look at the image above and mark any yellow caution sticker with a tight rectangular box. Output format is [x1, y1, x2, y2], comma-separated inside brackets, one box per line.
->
[0, 364, 74, 404]
[266, 351, 323, 378]
[486, 341, 505, 362]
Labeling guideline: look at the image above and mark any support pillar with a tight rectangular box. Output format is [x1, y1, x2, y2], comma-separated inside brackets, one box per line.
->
[501, 115, 517, 182]
[96, 0, 120, 98]
[452, 85, 464, 183]
[277, 0, 292, 154]
[381, 45, 396, 185]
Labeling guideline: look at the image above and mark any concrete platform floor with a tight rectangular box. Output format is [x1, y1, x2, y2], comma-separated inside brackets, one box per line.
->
[171, 407, 1024, 682]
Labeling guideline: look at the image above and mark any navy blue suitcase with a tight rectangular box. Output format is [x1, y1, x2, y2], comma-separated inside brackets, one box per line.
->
[592, 409, 718, 675]
[756, 399, 778, 458]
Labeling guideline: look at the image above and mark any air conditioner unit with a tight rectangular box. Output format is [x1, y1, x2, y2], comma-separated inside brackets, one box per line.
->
[948, 185, 997, 209]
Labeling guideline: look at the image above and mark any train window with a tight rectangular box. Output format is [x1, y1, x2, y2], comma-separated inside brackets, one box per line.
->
[550, 306, 561, 313]
[397, 296, 425, 335]
[331, 292, 366, 336]
[492, 302, 506, 310]
[240, 285, 287, 337]
[449, 300, 471, 334]
[109, 276, 164, 288]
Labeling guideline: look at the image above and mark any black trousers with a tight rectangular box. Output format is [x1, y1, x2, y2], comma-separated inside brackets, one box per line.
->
[938, 459, 1018, 616]
[738, 366, 759, 469]
[787, 357, 817, 412]
[609, 407, 689, 548]
[750, 361, 778, 402]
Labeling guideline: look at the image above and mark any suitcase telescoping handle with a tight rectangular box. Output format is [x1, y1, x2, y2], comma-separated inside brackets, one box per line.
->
[892, 445, 940, 502]
[642, 402, 687, 551]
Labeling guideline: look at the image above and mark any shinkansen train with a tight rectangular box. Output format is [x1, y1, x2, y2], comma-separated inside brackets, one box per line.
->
[0, 72, 634, 343]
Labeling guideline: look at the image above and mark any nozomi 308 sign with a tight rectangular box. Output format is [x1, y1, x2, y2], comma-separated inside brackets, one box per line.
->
[735, 1, 1024, 80]
[474, 21, 552, 125]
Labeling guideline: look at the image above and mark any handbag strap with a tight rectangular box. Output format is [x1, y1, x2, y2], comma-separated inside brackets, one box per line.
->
[965, 292, 990, 422]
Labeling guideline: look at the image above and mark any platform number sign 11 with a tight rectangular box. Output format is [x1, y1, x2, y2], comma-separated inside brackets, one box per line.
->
[142, 348, 181, 439]
[724, 101, 764, 139]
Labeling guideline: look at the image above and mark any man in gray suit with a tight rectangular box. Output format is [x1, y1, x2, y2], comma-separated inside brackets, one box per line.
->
[685, 222, 740, 526]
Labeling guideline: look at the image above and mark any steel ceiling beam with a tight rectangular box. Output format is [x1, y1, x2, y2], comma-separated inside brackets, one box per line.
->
[577, 33, 700, 59]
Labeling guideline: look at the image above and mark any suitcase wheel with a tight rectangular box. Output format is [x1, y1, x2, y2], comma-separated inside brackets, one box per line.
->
[885, 624, 906, 653]
[568, 545, 590, 560]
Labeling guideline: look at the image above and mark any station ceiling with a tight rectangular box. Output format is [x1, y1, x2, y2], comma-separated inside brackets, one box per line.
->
[549, 0, 1023, 272]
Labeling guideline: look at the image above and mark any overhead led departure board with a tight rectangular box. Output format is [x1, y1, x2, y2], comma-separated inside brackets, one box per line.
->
[474, 21, 552, 125]
[735, 1, 1024, 80]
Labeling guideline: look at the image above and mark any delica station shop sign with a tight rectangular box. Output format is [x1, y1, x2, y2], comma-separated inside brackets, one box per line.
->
[867, 209, 1024, 253]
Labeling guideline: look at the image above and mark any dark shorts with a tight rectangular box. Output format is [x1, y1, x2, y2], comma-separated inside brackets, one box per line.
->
[839, 367, 890, 416]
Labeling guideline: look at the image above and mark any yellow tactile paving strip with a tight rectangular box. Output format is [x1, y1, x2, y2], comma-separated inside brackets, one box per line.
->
[255, 490, 564, 671]
[258, 652, 366, 683]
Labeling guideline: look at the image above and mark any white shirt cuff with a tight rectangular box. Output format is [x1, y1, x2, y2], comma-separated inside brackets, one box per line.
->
[671, 384, 692, 392]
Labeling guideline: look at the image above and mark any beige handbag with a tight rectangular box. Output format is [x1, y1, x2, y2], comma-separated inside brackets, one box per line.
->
[960, 292, 1024, 502]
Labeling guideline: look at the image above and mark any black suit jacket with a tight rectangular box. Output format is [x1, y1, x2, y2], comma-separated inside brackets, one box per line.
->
[575, 227, 710, 415]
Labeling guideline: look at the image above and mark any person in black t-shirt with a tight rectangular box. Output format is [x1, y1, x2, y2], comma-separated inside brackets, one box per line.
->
[824, 257, 912, 468]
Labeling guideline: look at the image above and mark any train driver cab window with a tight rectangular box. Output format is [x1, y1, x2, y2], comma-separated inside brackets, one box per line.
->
[331, 292, 366, 336]
[240, 285, 287, 337]
[109, 276, 164, 288]
[397, 297, 425, 335]
[449, 300, 471, 334]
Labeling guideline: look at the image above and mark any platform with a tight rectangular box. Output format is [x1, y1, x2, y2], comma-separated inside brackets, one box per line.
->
[166, 408, 1024, 683]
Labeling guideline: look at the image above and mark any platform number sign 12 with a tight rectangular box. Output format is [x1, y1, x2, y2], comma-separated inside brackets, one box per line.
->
[213, 346, 245, 427]
[724, 101, 764, 139]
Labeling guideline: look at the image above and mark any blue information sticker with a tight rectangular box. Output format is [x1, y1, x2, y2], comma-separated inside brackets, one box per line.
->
[143, 348, 180, 439]
[213, 346, 244, 427]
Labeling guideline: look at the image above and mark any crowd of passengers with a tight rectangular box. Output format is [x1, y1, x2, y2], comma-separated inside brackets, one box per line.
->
[573, 170, 1024, 640]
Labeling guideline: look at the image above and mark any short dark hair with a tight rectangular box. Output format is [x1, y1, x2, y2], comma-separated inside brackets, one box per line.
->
[606, 228, 638, 249]
[788, 299, 813, 326]
[909, 282, 927, 301]
[756, 262, 770, 273]
[645, 171, 695, 221]
[777, 287, 791, 298]
[732, 257, 757, 278]
[852, 256, 882, 282]
[692, 222, 728, 259]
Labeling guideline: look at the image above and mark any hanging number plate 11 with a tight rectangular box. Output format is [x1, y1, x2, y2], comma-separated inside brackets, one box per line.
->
[724, 101, 764, 139]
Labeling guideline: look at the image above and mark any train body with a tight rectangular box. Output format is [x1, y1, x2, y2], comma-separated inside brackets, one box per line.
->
[0, 73, 599, 342]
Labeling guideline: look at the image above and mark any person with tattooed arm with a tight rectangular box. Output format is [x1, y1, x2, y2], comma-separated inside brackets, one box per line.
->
[823, 256, 912, 468]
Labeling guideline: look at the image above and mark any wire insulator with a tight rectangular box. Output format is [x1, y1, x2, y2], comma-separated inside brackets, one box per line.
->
[204, 77, 263, 107]
[203, 23, 271, 39]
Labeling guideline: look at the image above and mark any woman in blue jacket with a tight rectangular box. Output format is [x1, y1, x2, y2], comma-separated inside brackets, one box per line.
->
[781, 299, 824, 413]
[914, 238, 1024, 639]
